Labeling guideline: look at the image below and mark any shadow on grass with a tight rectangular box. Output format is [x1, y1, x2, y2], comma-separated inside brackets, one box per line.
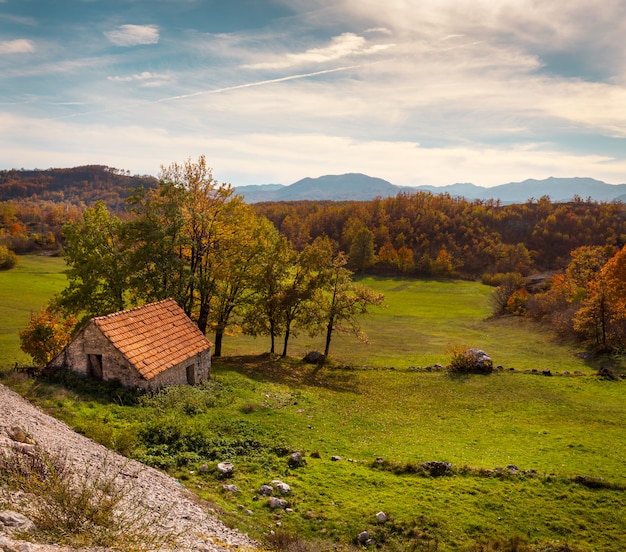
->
[213, 354, 360, 393]
[17, 368, 144, 406]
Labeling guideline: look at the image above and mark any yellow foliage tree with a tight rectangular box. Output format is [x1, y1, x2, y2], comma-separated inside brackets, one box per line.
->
[19, 308, 77, 366]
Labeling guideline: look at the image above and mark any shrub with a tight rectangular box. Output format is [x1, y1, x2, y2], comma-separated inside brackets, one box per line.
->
[0, 245, 18, 270]
[447, 345, 493, 374]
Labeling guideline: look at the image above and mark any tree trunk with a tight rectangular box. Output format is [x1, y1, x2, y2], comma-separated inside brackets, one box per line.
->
[282, 325, 291, 357]
[197, 301, 209, 335]
[214, 331, 223, 357]
[324, 315, 334, 357]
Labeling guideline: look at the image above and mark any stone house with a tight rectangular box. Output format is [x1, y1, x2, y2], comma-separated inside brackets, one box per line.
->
[47, 299, 212, 390]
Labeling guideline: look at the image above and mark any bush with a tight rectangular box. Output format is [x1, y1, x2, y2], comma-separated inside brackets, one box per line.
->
[448, 346, 493, 374]
[0, 245, 18, 270]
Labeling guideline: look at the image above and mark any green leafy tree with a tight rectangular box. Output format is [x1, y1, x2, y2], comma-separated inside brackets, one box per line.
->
[348, 227, 376, 272]
[53, 201, 129, 319]
[126, 181, 188, 306]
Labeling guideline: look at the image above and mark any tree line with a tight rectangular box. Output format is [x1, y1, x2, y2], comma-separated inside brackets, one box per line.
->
[254, 194, 626, 277]
[22, 157, 382, 363]
[495, 244, 626, 352]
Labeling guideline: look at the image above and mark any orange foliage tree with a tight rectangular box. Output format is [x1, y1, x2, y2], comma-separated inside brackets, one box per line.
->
[19, 308, 77, 366]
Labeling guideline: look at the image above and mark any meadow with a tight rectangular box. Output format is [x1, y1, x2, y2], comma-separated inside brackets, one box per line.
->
[1, 256, 625, 551]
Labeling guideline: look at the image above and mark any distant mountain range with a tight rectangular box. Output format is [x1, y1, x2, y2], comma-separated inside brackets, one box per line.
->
[235, 174, 626, 204]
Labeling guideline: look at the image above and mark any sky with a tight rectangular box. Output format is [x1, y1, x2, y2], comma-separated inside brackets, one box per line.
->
[2, 0, 626, 188]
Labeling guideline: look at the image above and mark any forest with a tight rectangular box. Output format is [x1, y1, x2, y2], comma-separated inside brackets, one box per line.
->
[5, 159, 626, 355]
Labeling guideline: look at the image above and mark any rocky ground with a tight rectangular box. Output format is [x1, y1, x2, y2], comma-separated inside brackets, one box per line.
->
[0, 384, 258, 552]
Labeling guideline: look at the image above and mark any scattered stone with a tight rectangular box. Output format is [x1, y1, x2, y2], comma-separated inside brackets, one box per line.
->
[542, 369, 552, 376]
[6, 427, 30, 444]
[0, 536, 17, 552]
[289, 451, 304, 468]
[375, 456, 384, 464]
[331, 455, 342, 462]
[222, 484, 239, 493]
[268, 497, 288, 509]
[259, 485, 274, 496]
[216, 462, 234, 477]
[271, 480, 291, 495]
[421, 461, 453, 476]
[199, 463, 209, 473]
[0, 511, 36, 533]
[597, 367, 618, 380]
[245, 509, 254, 516]
[376, 511, 388, 523]
[357, 530, 374, 545]
[303, 351, 325, 364]
[285, 508, 294, 513]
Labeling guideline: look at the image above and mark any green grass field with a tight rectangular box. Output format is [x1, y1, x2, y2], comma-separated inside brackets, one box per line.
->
[0, 255, 67, 366]
[1, 256, 624, 551]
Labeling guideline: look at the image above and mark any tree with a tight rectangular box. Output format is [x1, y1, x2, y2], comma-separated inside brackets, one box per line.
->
[278, 237, 335, 357]
[574, 245, 626, 347]
[210, 211, 278, 356]
[243, 232, 295, 354]
[53, 201, 129, 319]
[126, 181, 189, 306]
[19, 308, 77, 366]
[317, 252, 384, 357]
[348, 227, 376, 272]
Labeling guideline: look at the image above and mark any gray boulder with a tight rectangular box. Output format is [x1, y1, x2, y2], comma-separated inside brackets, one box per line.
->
[216, 462, 234, 477]
[0, 511, 36, 533]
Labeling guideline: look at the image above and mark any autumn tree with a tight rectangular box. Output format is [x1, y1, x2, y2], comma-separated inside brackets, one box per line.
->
[19, 308, 77, 366]
[278, 237, 335, 357]
[316, 251, 384, 357]
[243, 232, 295, 354]
[209, 211, 278, 356]
[574, 245, 626, 348]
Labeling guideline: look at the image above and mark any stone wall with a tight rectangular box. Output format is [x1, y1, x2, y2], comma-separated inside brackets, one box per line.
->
[47, 321, 211, 390]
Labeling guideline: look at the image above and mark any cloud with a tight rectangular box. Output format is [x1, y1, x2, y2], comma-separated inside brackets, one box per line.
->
[107, 71, 173, 89]
[0, 39, 35, 54]
[244, 32, 395, 69]
[104, 24, 159, 47]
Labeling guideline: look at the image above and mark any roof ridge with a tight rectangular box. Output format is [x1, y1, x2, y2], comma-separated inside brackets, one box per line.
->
[93, 298, 176, 321]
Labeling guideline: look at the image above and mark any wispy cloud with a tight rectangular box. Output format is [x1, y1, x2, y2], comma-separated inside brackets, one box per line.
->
[244, 32, 394, 69]
[104, 24, 159, 46]
[0, 39, 35, 54]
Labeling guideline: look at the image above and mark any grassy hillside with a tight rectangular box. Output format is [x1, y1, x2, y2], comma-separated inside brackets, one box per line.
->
[1, 257, 624, 551]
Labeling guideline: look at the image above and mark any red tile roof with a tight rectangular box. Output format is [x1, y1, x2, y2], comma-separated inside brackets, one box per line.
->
[93, 299, 212, 380]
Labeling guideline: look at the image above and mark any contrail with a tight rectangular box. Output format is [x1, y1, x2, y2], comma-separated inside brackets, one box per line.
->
[51, 62, 370, 120]
[156, 63, 367, 103]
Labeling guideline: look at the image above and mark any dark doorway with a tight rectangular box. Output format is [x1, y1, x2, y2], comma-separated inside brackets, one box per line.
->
[186, 364, 196, 385]
[88, 354, 103, 379]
